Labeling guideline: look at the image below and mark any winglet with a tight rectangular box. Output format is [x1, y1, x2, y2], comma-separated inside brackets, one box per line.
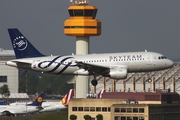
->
[8, 28, 44, 59]
[61, 89, 74, 105]
[27, 92, 45, 106]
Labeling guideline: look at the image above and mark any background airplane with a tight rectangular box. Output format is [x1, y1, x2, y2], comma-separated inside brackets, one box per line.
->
[0, 92, 44, 116]
[97, 89, 105, 98]
[39, 89, 74, 112]
[10, 89, 74, 112]
[6, 28, 173, 86]
[10, 89, 105, 112]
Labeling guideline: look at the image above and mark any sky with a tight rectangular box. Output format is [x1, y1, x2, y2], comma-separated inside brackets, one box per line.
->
[1, 0, 180, 60]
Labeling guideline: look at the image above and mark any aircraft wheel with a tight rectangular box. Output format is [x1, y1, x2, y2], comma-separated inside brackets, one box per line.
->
[91, 79, 98, 86]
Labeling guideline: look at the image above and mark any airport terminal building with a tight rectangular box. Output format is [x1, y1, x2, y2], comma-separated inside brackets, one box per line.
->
[0, 48, 18, 93]
[69, 89, 180, 120]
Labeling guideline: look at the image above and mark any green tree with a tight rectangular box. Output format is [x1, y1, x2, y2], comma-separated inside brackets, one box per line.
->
[0, 84, 10, 97]
[96, 114, 103, 120]
[70, 114, 77, 120]
[19, 70, 74, 95]
[84, 114, 91, 120]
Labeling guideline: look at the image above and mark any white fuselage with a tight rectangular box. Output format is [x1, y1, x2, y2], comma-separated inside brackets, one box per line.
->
[40, 102, 67, 112]
[10, 101, 67, 112]
[6, 52, 173, 79]
[0, 105, 41, 115]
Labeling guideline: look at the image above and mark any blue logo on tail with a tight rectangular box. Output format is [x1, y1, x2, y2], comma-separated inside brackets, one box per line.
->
[8, 28, 44, 59]
[13, 36, 28, 50]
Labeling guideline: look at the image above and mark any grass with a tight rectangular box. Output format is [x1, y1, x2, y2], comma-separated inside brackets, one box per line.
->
[0, 112, 68, 120]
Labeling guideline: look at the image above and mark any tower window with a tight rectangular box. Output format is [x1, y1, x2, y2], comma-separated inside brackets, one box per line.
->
[74, 10, 83, 16]
[84, 10, 93, 16]
[68, 10, 74, 16]
[68, 9, 97, 17]
[92, 9, 97, 18]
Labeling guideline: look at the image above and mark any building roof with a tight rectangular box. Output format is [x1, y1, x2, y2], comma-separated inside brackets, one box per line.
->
[0, 48, 14, 56]
[0, 93, 29, 99]
[102, 89, 180, 102]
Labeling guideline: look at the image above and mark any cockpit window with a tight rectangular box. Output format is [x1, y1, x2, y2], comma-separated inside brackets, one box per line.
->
[158, 56, 167, 60]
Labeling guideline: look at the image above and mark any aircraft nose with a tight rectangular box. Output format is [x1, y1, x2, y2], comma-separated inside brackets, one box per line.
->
[166, 59, 174, 68]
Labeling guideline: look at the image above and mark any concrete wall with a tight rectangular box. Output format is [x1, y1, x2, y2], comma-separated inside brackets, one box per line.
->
[0, 61, 18, 93]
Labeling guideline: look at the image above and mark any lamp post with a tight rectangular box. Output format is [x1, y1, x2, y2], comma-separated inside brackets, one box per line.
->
[25, 70, 28, 116]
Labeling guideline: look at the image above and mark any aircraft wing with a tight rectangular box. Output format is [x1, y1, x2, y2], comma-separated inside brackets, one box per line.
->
[75, 61, 110, 75]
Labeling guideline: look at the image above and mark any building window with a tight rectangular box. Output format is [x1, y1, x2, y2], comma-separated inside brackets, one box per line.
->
[102, 107, 107, 112]
[127, 108, 132, 113]
[108, 107, 111, 112]
[90, 107, 95, 111]
[121, 116, 126, 120]
[114, 108, 120, 112]
[84, 10, 94, 16]
[127, 116, 132, 120]
[133, 117, 138, 120]
[133, 108, 138, 113]
[91, 118, 95, 120]
[74, 10, 83, 16]
[84, 107, 89, 111]
[78, 107, 83, 111]
[68, 10, 74, 16]
[139, 116, 144, 120]
[121, 108, 126, 112]
[96, 107, 101, 111]
[72, 107, 77, 111]
[114, 116, 120, 120]
[139, 108, 144, 113]
[0, 76, 7, 82]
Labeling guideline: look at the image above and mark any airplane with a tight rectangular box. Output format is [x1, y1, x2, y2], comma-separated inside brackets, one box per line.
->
[6, 28, 174, 86]
[10, 89, 74, 112]
[97, 89, 105, 98]
[10, 89, 105, 112]
[39, 89, 74, 112]
[0, 92, 44, 116]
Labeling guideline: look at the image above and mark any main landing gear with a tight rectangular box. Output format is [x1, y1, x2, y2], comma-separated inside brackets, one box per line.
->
[91, 75, 98, 86]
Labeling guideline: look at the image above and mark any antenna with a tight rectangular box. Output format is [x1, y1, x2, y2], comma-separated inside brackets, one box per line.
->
[70, 0, 89, 5]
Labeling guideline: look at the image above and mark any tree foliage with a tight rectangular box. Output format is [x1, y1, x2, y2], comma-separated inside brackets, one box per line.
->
[19, 70, 74, 95]
[0, 84, 10, 97]
[84, 115, 92, 120]
[96, 114, 103, 120]
[70, 114, 77, 120]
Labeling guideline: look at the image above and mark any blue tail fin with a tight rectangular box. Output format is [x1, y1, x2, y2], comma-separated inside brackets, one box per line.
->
[8, 28, 44, 59]
[27, 92, 45, 106]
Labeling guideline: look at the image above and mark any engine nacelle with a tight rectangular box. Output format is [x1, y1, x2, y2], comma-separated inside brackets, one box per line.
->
[109, 68, 127, 79]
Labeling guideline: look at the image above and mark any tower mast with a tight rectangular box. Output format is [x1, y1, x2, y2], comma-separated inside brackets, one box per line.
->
[64, 0, 101, 98]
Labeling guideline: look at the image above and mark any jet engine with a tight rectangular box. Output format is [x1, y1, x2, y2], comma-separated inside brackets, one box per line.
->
[108, 68, 127, 79]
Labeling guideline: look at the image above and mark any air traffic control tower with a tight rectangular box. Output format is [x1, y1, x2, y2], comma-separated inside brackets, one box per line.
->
[64, 0, 101, 98]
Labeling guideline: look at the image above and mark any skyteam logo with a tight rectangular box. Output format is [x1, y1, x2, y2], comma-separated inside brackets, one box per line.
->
[13, 36, 28, 51]
[36, 56, 77, 74]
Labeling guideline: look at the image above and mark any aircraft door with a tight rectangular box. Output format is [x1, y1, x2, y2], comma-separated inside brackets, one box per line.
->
[146, 54, 152, 65]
